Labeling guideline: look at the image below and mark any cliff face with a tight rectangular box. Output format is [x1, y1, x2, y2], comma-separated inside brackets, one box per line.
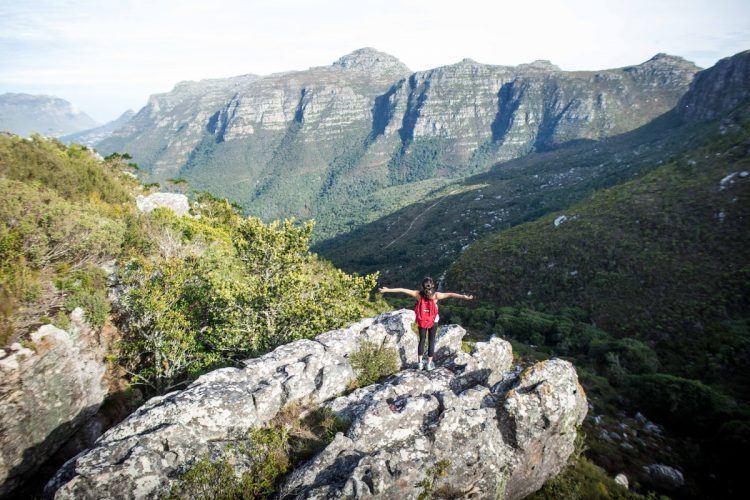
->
[675, 49, 750, 122]
[47, 310, 587, 499]
[317, 49, 750, 285]
[96, 49, 698, 239]
[97, 73, 261, 177]
[388, 53, 697, 166]
[0, 309, 109, 497]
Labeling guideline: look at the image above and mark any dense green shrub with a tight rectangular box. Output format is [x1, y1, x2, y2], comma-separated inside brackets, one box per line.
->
[624, 373, 735, 433]
[0, 134, 134, 204]
[349, 339, 400, 388]
[119, 201, 380, 392]
[119, 256, 204, 389]
[0, 225, 37, 344]
[0, 179, 126, 269]
[0, 135, 136, 342]
[56, 265, 111, 327]
[169, 403, 350, 499]
[239, 426, 292, 497]
[590, 338, 659, 375]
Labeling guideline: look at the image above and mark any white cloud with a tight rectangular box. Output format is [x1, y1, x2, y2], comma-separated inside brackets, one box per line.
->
[1, 0, 748, 121]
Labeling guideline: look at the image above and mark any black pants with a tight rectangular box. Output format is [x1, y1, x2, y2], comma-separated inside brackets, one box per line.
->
[418, 325, 438, 358]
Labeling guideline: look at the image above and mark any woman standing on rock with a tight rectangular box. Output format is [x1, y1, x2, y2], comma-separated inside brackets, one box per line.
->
[379, 277, 473, 371]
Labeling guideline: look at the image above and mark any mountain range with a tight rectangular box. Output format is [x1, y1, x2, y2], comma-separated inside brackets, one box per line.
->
[93, 48, 699, 240]
[60, 109, 135, 146]
[320, 50, 749, 285]
[0, 93, 99, 137]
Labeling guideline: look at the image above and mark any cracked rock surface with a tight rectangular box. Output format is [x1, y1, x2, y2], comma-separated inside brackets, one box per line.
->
[47, 310, 586, 499]
[0, 308, 108, 497]
[283, 340, 585, 499]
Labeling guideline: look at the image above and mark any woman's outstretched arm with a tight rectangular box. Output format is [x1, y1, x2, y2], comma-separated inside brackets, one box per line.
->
[435, 292, 474, 301]
[378, 287, 420, 299]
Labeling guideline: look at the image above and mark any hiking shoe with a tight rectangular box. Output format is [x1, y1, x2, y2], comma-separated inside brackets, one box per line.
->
[417, 360, 425, 371]
[426, 361, 436, 372]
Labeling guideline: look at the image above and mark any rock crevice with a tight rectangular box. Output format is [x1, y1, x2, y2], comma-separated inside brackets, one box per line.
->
[47, 310, 587, 499]
[0, 309, 109, 497]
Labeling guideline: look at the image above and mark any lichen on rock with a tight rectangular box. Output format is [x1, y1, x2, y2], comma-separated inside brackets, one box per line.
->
[46, 310, 587, 499]
[135, 192, 190, 216]
[0, 309, 108, 497]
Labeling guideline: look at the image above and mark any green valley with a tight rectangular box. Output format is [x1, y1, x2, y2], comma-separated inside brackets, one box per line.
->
[439, 64, 750, 497]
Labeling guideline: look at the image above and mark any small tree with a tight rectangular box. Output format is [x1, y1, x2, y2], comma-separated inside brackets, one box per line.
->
[349, 339, 400, 388]
[118, 204, 378, 392]
[119, 257, 201, 391]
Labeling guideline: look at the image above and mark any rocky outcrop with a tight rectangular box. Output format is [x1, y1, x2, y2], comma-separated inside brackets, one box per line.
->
[615, 473, 629, 489]
[676, 49, 750, 122]
[0, 309, 109, 497]
[135, 192, 190, 216]
[283, 343, 584, 499]
[642, 464, 685, 490]
[48, 310, 586, 499]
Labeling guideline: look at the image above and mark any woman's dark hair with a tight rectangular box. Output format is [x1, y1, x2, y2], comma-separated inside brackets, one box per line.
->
[420, 277, 436, 299]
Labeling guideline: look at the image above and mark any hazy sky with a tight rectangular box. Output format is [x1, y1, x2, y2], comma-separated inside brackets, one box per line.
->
[1, 0, 748, 122]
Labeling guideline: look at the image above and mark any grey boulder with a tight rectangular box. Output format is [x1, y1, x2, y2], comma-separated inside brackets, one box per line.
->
[642, 463, 685, 490]
[135, 192, 190, 216]
[0, 309, 108, 497]
[48, 310, 587, 499]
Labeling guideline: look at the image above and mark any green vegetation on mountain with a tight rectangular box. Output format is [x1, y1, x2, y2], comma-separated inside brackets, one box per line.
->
[0, 134, 139, 344]
[320, 50, 749, 289]
[99, 49, 696, 244]
[5, 49, 749, 500]
[448, 109, 750, 396]
[440, 102, 750, 496]
[118, 196, 379, 391]
[318, 110, 706, 283]
[0, 134, 132, 202]
[0, 134, 384, 396]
